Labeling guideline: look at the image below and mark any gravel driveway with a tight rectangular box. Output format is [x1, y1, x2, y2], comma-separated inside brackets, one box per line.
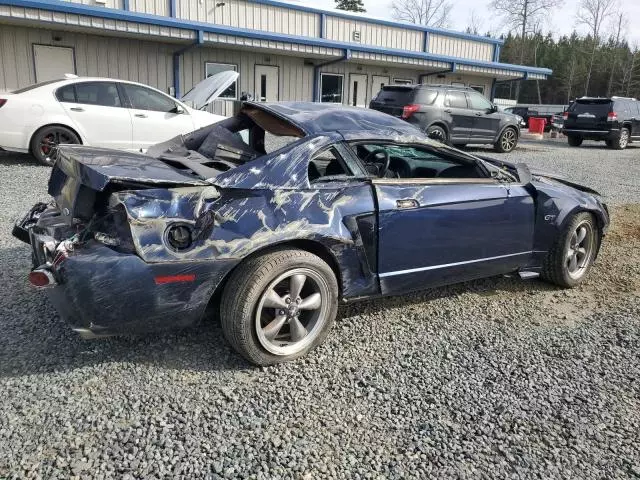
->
[0, 142, 639, 479]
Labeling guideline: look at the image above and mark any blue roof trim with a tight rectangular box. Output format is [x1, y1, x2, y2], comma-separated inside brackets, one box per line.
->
[0, 0, 551, 76]
[245, 0, 504, 46]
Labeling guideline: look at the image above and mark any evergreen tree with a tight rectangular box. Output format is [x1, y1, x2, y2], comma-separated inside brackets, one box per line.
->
[335, 0, 366, 13]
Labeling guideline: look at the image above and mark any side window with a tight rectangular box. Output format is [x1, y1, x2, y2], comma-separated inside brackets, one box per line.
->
[445, 91, 468, 109]
[353, 143, 486, 180]
[73, 82, 122, 107]
[467, 92, 493, 111]
[308, 147, 351, 183]
[121, 84, 177, 112]
[414, 88, 439, 105]
[56, 84, 76, 103]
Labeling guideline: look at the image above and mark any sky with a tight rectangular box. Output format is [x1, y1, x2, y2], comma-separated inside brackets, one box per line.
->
[304, 0, 640, 46]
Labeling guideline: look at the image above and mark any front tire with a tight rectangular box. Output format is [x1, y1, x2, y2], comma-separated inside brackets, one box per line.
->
[426, 125, 448, 144]
[494, 127, 518, 153]
[541, 212, 599, 288]
[30, 125, 80, 166]
[220, 249, 339, 365]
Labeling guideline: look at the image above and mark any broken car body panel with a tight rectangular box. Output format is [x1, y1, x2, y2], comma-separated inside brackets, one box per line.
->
[14, 102, 609, 336]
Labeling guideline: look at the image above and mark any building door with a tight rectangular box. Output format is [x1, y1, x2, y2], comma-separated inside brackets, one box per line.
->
[349, 74, 368, 107]
[370, 75, 389, 102]
[254, 65, 279, 102]
[33, 45, 75, 82]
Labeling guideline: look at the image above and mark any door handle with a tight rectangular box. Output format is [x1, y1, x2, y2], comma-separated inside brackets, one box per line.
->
[475, 112, 483, 116]
[444, 108, 452, 113]
[134, 113, 148, 118]
[396, 199, 419, 209]
[70, 107, 84, 112]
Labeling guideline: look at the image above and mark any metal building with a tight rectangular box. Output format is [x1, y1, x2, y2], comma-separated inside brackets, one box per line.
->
[0, 0, 551, 114]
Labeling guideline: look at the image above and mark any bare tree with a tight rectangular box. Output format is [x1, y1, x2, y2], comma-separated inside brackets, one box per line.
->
[390, 0, 451, 27]
[490, 0, 558, 100]
[605, 10, 628, 96]
[576, 0, 617, 95]
[466, 10, 484, 35]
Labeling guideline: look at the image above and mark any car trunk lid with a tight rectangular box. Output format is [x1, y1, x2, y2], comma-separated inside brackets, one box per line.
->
[180, 70, 239, 110]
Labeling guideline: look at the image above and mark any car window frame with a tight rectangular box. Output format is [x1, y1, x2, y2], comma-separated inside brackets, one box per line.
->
[466, 91, 493, 111]
[444, 90, 469, 109]
[347, 140, 494, 184]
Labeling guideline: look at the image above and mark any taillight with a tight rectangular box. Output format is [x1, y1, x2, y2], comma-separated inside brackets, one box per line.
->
[607, 111, 618, 122]
[29, 268, 57, 288]
[0, 99, 7, 108]
[402, 104, 420, 119]
[563, 111, 568, 120]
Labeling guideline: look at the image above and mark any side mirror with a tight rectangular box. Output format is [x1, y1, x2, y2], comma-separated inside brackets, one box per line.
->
[489, 104, 498, 113]
[172, 104, 185, 114]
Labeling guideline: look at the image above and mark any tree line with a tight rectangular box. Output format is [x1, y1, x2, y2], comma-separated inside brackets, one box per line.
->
[334, 0, 640, 104]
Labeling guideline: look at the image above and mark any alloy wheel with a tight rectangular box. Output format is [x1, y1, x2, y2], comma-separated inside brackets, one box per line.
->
[501, 129, 517, 151]
[40, 130, 77, 163]
[620, 129, 629, 149]
[255, 268, 330, 356]
[566, 221, 595, 280]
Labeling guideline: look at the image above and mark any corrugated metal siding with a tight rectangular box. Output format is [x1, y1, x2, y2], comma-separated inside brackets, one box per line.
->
[0, 5, 195, 39]
[178, 0, 319, 37]
[0, 24, 173, 92]
[62, 0, 124, 10]
[351, 50, 448, 69]
[429, 34, 493, 62]
[129, 0, 169, 16]
[324, 16, 422, 51]
[181, 46, 314, 116]
[203, 33, 342, 57]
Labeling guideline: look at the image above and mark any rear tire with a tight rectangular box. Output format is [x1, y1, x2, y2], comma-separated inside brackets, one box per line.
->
[30, 125, 80, 166]
[426, 125, 448, 144]
[541, 212, 599, 288]
[567, 135, 583, 147]
[494, 127, 518, 153]
[609, 127, 629, 150]
[220, 249, 339, 365]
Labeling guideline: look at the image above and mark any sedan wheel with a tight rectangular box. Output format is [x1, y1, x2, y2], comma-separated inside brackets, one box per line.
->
[220, 249, 338, 365]
[30, 126, 80, 166]
[542, 212, 598, 288]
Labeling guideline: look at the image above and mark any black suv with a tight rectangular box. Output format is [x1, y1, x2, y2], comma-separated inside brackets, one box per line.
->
[369, 84, 521, 152]
[562, 97, 640, 149]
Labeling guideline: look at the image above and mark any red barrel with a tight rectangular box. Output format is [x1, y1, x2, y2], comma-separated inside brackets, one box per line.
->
[528, 117, 546, 134]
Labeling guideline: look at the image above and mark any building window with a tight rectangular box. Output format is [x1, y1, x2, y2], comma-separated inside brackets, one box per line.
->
[470, 85, 485, 95]
[393, 78, 413, 85]
[205, 62, 238, 99]
[320, 73, 343, 103]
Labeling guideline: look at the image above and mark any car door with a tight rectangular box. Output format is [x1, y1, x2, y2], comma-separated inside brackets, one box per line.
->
[56, 81, 132, 150]
[443, 90, 473, 143]
[467, 91, 501, 141]
[631, 101, 640, 139]
[119, 83, 195, 150]
[360, 144, 534, 295]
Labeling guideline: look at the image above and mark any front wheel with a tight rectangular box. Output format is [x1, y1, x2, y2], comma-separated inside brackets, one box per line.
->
[220, 249, 339, 365]
[541, 212, 599, 288]
[494, 127, 518, 153]
[426, 125, 448, 144]
[30, 125, 80, 166]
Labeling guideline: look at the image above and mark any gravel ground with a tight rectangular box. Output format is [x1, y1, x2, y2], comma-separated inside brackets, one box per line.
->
[0, 144, 639, 479]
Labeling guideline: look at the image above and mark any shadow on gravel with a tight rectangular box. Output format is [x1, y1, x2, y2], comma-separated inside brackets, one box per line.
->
[0, 242, 560, 378]
[0, 151, 39, 166]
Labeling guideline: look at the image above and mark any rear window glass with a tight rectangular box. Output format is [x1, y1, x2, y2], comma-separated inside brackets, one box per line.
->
[414, 88, 439, 105]
[374, 86, 415, 104]
[569, 100, 612, 115]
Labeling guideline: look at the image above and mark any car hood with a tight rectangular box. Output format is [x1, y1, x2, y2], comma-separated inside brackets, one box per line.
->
[180, 71, 239, 110]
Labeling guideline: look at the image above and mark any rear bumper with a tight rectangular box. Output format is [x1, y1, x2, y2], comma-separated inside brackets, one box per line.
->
[562, 128, 618, 140]
[15, 203, 237, 336]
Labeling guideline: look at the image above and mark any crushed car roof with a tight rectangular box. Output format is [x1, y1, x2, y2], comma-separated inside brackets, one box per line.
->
[244, 101, 422, 136]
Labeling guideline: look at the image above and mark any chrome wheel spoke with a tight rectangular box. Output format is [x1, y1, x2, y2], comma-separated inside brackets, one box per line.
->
[263, 289, 287, 309]
[299, 292, 321, 310]
[289, 274, 306, 300]
[576, 247, 587, 258]
[575, 226, 587, 245]
[289, 316, 308, 342]
[568, 254, 578, 272]
[263, 314, 287, 341]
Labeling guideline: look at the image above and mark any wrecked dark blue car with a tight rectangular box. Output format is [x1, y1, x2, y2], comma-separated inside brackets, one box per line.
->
[14, 102, 609, 365]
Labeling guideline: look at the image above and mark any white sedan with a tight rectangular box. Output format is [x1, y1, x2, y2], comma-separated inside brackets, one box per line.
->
[0, 72, 238, 164]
